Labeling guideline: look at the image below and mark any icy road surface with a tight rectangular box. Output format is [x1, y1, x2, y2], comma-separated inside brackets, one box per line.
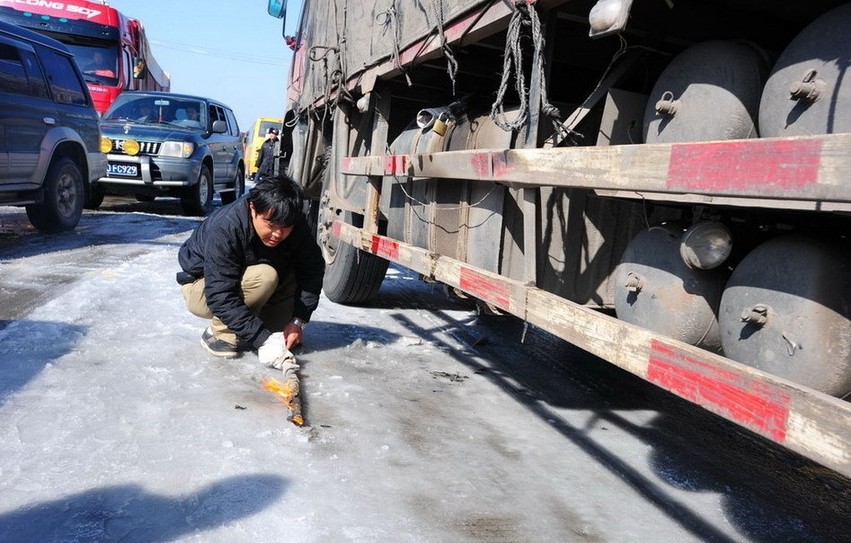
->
[0, 201, 849, 542]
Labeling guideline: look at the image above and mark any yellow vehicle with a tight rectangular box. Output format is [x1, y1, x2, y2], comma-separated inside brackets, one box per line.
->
[244, 117, 283, 178]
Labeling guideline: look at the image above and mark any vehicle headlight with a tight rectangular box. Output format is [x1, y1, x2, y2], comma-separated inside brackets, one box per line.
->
[679, 221, 732, 270]
[123, 139, 140, 156]
[159, 141, 195, 159]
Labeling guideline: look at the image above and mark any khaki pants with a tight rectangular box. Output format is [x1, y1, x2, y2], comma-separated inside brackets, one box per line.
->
[181, 264, 296, 347]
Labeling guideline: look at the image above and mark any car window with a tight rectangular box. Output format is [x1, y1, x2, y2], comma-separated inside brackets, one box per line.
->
[210, 105, 233, 132]
[35, 46, 88, 106]
[0, 42, 31, 95]
[20, 49, 49, 99]
[66, 43, 119, 87]
[225, 108, 239, 136]
[208, 104, 221, 123]
[260, 121, 278, 135]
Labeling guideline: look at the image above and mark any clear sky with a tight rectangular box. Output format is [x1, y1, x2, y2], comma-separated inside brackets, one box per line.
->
[104, 0, 303, 132]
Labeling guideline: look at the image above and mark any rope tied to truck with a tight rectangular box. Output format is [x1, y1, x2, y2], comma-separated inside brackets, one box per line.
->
[308, 45, 340, 124]
[490, 0, 561, 132]
[377, 2, 413, 86]
[305, 0, 355, 124]
[308, 43, 354, 125]
[331, 0, 355, 109]
[433, 0, 459, 96]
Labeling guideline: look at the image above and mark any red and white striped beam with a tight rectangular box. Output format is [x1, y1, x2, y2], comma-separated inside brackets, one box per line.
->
[340, 134, 851, 205]
[332, 219, 851, 479]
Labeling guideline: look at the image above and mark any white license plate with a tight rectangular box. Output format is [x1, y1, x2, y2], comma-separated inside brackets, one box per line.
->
[108, 163, 138, 177]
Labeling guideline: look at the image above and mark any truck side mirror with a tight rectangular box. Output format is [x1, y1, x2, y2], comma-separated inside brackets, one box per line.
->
[267, 0, 287, 19]
[133, 58, 147, 79]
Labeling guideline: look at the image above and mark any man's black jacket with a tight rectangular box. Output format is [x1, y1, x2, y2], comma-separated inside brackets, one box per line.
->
[178, 197, 324, 349]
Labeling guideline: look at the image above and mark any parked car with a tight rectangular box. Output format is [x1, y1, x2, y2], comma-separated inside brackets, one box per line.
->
[0, 20, 107, 232]
[95, 91, 245, 215]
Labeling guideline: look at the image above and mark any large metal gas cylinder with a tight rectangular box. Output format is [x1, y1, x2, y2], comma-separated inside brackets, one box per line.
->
[386, 108, 517, 257]
[644, 40, 770, 143]
[389, 107, 518, 157]
[759, 3, 851, 137]
[614, 224, 724, 351]
[719, 235, 851, 397]
[389, 119, 447, 156]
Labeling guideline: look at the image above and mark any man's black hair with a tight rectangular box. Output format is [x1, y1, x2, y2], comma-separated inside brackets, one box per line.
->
[247, 176, 303, 227]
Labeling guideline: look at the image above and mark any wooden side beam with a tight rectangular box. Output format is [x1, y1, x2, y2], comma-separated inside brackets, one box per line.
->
[332, 219, 851, 480]
[340, 134, 851, 206]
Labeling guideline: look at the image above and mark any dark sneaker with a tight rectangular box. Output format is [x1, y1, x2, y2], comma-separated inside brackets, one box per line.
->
[201, 327, 240, 358]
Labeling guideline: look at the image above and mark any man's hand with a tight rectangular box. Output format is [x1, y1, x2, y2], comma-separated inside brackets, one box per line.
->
[258, 332, 295, 368]
[283, 321, 304, 350]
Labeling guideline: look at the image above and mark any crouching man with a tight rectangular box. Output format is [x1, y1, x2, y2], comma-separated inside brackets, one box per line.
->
[177, 176, 324, 365]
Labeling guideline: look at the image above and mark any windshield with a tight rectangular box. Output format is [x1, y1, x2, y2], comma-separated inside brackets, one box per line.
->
[259, 121, 280, 135]
[103, 92, 207, 129]
[66, 44, 119, 86]
[103, 95, 208, 129]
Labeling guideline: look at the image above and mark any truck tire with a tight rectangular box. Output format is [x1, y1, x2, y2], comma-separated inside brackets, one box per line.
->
[319, 200, 388, 305]
[181, 165, 213, 216]
[221, 165, 245, 205]
[26, 157, 84, 233]
[304, 199, 319, 238]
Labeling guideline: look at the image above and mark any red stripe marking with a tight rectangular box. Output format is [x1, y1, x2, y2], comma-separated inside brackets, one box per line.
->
[370, 235, 399, 259]
[471, 152, 491, 178]
[667, 139, 822, 192]
[384, 155, 409, 176]
[332, 221, 342, 238]
[459, 268, 510, 310]
[341, 156, 353, 172]
[648, 339, 790, 441]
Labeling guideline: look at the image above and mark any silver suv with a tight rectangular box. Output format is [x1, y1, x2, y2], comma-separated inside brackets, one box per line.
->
[0, 21, 107, 232]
